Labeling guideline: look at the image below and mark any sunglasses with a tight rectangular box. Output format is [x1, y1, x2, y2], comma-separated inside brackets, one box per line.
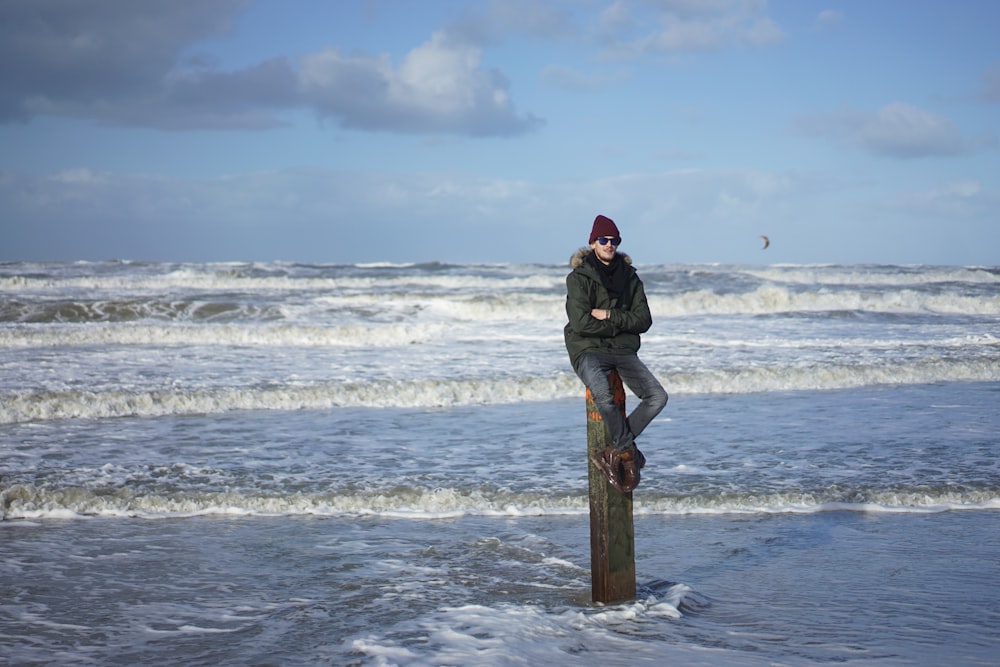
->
[596, 236, 621, 246]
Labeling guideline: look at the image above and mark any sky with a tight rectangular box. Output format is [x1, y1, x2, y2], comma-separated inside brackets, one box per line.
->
[1, 0, 998, 266]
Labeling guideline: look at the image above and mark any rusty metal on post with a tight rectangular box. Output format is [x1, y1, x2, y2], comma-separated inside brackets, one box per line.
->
[586, 370, 636, 604]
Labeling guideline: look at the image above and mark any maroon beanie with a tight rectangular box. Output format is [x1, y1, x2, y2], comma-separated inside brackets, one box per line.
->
[589, 214, 620, 244]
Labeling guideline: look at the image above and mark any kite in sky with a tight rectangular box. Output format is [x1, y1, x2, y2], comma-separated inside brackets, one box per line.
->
[761, 235, 770, 250]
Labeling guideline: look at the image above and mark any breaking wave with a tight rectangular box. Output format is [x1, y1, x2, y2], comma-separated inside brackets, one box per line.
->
[2, 358, 995, 425]
[0, 268, 562, 296]
[648, 286, 1000, 317]
[0, 323, 449, 348]
[2, 288, 998, 329]
[3, 483, 996, 521]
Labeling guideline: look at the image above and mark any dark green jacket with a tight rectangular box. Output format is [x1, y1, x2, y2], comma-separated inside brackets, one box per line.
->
[563, 248, 653, 370]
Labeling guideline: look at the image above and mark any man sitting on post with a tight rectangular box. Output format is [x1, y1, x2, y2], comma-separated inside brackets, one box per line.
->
[564, 214, 668, 493]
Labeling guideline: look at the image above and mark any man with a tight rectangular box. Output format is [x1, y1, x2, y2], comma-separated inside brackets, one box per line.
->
[564, 214, 668, 493]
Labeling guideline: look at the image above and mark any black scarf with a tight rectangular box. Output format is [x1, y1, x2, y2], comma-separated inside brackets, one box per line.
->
[586, 251, 628, 304]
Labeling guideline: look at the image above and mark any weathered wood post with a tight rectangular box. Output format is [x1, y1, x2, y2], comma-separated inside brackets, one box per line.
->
[586, 370, 636, 603]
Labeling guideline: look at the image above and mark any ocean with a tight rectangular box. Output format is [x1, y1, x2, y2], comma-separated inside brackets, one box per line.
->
[1, 260, 998, 666]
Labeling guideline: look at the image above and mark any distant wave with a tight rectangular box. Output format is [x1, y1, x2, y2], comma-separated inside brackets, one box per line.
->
[738, 265, 1000, 286]
[3, 482, 996, 520]
[0, 294, 567, 325]
[2, 286, 998, 326]
[0, 270, 563, 295]
[4, 322, 998, 352]
[2, 358, 996, 424]
[648, 286, 1000, 317]
[646, 332, 1000, 351]
[0, 299, 286, 324]
[0, 323, 449, 348]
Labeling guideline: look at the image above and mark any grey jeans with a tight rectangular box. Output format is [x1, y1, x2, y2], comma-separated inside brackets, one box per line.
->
[574, 352, 668, 453]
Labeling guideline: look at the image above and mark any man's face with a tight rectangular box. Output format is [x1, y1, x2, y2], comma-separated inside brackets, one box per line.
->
[590, 236, 619, 265]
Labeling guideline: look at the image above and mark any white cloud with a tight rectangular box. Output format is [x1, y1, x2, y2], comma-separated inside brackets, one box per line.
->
[893, 180, 990, 217]
[299, 32, 542, 136]
[0, 0, 249, 123]
[599, 0, 785, 57]
[744, 17, 784, 46]
[0, 165, 801, 262]
[798, 102, 972, 159]
[50, 168, 109, 185]
[859, 103, 964, 158]
[817, 10, 845, 28]
[393, 32, 506, 116]
[598, 1, 632, 39]
[445, 0, 574, 45]
[4, 164, 997, 265]
[0, 0, 541, 137]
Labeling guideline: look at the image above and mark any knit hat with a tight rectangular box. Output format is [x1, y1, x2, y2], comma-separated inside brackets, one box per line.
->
[589, 214, 620, 244]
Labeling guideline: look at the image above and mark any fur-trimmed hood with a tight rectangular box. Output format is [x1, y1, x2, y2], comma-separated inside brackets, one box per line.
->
[569, 247, 633, 268]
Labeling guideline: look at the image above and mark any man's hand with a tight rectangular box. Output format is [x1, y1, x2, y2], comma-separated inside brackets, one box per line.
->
[591, 308, 611, 321]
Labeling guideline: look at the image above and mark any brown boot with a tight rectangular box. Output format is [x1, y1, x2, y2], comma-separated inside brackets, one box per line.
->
[634, 445, 646, 469]
[590, 446, 626, 493]
[620, 448, 641, 492]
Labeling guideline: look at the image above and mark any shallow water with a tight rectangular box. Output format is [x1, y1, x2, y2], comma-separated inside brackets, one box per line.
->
[4, 510, 999, 666]
[3, 384, 999, 665]
[2, 261, 998, 665]
[3, 384, 997, 520]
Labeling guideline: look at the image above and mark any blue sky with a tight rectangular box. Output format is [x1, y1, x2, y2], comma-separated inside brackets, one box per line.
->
[1, 0, 998, 265]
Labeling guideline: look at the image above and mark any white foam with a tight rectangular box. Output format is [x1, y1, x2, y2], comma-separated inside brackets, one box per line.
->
[5, 262, 998, 327]
[648, 286, 1000, 317]
[667, 358, 1000, 395]
[0, 269, 563, 295]
[740, 265, 1000, 286]
[3, 483, 996, 521]
[2, 357, 996, 425]
[0, 323, 449, 348]
[346, 594, 711, 666]
[634, 492, 1000, 516]
[646, 331, 1000, 351]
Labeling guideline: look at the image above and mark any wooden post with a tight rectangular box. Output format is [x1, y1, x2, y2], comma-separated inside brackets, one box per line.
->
[586, 370, 636, 604]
